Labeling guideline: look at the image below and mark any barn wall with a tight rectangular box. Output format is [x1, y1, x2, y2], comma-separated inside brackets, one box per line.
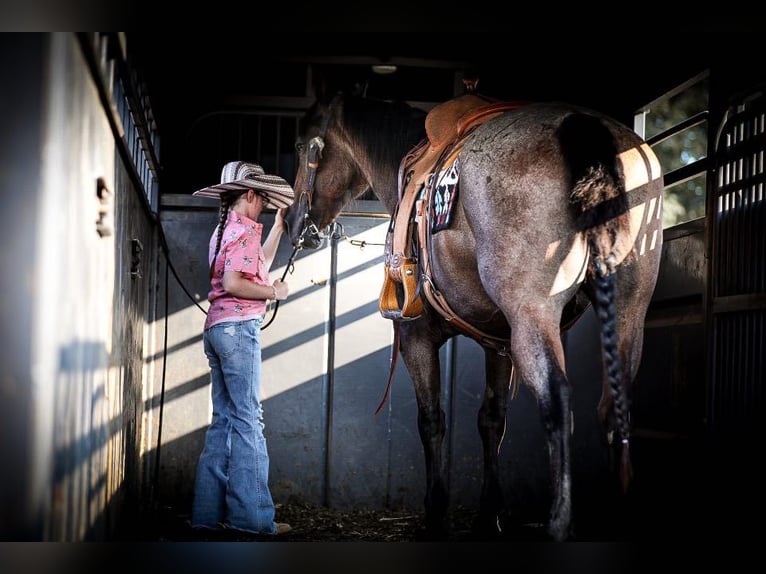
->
[0, 33, 47, 541]
[0, 33, 160, 541]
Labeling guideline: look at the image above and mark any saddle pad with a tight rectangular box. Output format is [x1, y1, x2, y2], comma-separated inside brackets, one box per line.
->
[430, 156, 460, 233]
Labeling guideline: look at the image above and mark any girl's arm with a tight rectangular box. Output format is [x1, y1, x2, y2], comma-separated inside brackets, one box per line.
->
[262, 208, 286, 270]
[222, 272, 278, 300]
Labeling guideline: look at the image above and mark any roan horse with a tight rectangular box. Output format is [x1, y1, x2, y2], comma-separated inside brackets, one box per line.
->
[283, 89, 663, 541]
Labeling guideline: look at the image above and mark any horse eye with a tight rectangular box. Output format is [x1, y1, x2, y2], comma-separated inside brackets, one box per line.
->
[295, 142, 304, 153]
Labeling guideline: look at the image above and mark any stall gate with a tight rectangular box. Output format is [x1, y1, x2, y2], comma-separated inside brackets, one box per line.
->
[707, 94, 765, 457]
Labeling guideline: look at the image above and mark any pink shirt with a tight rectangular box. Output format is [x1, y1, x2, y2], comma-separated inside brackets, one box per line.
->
[204, 210, 271, 330]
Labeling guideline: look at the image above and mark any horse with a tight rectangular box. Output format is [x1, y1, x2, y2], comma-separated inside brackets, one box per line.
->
[283, 89, 664, 541]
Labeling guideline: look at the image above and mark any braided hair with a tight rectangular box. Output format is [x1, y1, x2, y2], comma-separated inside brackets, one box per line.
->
[209, 191, 246, 278]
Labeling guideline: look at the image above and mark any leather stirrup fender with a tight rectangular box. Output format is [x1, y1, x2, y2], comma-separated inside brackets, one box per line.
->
[379, 263, 423, 320]
[379, 265, 402, 319]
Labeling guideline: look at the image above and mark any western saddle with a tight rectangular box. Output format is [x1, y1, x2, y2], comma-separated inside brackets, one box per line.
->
[378, 92, 525, 330]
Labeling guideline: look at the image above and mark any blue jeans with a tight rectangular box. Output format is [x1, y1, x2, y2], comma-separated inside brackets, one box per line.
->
[191, 317, 277, 534]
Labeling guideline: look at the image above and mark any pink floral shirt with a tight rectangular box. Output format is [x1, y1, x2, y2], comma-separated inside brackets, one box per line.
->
[204, 211, 271, 330]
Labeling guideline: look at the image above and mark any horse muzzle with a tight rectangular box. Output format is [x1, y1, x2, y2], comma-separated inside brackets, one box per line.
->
[301, 227, 327, 249]
[291, 216, 328, 250]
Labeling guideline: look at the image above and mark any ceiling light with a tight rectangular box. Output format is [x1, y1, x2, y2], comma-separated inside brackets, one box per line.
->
[371, 64, 397, 75]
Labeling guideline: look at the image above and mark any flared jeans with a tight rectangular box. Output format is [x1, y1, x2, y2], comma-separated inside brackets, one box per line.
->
[191, 316, 278, 534]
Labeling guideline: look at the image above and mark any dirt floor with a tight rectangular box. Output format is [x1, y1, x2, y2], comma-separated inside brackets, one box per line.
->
[122, 502, 633, 574]
[139, 500, 552, 542]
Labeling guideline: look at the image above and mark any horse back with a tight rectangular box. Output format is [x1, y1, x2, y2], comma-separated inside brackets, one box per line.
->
[462, 103, 661, 255]
[433, 102, 663, 314]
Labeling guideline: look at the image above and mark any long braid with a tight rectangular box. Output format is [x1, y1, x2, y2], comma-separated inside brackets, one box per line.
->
[209, 193, 238, 278]
[592, 251, 632, 491]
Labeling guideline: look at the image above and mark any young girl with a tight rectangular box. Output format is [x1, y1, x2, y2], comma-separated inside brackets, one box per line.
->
[190, 161, 294, 535]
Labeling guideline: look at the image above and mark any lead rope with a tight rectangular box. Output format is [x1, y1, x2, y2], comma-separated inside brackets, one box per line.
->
[262, 243, 301, 329]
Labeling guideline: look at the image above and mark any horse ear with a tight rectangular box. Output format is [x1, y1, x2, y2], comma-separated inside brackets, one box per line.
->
[311, 64, 350, 105]
[311, 64, 369, 104]
[310, 64, 332, 105]
[350, 81, 368, 98]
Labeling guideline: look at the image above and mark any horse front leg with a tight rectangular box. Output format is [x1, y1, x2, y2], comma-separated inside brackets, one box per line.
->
[417, 386, 448, 538]
[398, 322, 448, 538]
[511, 314, 573, 542]
[475, 350, 514, 537]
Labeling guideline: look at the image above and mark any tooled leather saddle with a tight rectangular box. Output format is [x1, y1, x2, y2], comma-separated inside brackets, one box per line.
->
[378, 93, 525, 322]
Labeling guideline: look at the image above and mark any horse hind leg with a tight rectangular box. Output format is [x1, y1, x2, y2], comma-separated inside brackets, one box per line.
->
[474, 350, 514, 537]
[510, 312, 574, 542]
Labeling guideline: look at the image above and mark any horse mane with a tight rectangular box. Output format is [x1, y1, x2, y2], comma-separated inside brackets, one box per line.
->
[339, 95, 428, 174]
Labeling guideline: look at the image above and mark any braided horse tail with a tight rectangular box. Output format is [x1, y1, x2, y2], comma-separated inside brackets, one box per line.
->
[558, 112, 632, 496]
[591, 252, 633, 492]
[572, 167, 634, 491]
[575, 173, 634, 492]
[563, 112, 635, 493]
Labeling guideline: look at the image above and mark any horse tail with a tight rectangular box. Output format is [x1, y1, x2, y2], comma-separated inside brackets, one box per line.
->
[574, 187, 633, 491]
[591, 250, 633, 493]
[584, 221, 633, 491]
[561, 111, 634, 492]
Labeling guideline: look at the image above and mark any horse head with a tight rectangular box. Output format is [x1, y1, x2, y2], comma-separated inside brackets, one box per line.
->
[284, 96, 370, 250]
[284, 93, 427, 250]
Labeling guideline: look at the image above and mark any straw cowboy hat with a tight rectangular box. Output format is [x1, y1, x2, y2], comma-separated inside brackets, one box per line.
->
[193, 161, 295, 209]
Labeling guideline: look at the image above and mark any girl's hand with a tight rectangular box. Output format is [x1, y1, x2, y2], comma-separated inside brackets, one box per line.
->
[272, 279, 288, 300]
[273, 207, 287, 231]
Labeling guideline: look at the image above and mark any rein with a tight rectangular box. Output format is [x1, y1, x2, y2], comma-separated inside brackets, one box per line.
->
[262, 243, 300, 329]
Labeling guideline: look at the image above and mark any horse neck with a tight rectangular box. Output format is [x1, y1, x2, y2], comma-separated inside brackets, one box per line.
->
[342, 96, 426, 216]
[355, 130, 424, 217]
[366, 160, 402, 216]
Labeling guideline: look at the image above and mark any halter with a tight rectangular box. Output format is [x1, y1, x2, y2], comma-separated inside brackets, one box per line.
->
[294, 94, 341, 247]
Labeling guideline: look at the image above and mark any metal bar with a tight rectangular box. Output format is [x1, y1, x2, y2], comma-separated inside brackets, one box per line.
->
[322, 227, 340, 506]
[662, 157, 710, 188]
[646, 110, 709, 147]
[712, 293, 766, 314]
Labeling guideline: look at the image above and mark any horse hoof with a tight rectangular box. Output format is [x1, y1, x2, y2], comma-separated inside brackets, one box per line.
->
[546, 521, 570, 542]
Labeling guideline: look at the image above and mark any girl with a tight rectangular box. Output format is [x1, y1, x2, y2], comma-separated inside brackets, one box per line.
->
[190, 162, 294, 535]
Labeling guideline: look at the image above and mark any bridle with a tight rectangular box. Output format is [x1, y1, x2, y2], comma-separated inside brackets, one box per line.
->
[293, 94, 341, 249]
[265, 95, 340, 328]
